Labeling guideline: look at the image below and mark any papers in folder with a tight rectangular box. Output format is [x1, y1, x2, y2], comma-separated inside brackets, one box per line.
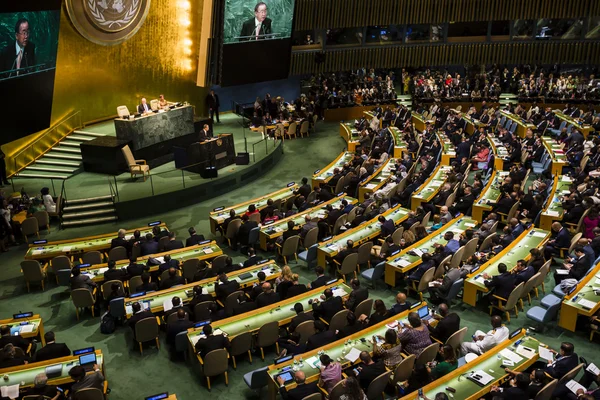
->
[305, 355, 321, 369]
[0, 384, 19, 398]
[203, 248, 214, 254]
[153, 256, 165, 264]
[538, 346, 554, 362]
[566, 379, 586, 394]
[412, 248, 423, 257]
[545, 211, 560, 217]
[396, 259, 411, 267]
[468, 370, 494, 386]
[532, 231, 547, 238]
[586, 363, 600, 376]
[332, 288, 347, 297]
[344, 348, 362, 363]
[163, 299, 174, 312]
[516, 345, 536, 359]
[499, 348, 523, 364]
[578, 299, 597, 309]
[19, 324, 35, 334]
[555, 269, 569, 275]
[32, 250, 43, 255]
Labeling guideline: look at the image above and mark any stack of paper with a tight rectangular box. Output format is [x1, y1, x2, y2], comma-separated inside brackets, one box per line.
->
[545, 211, 560, 217]
[0, 384, 19, 398]
[532, 231, 548, 238]
[153, 256, 165, 264]
[332, 288, 347, 298]
[555, 269, 570, 275]
[578, 299, 597, 309]
[538, 346, 554, 362]
[516, 345, 536, 359]
[163, 299, 174, 312]
[396, 259, 411, 267]
[62, 246, 72, 253]
[586, 363, 600, 376]
[499, 348, 523, 364]
[19, 324, 35, 334]
[344, 348, 362, 363]
[31, 250, 43, 256]
[305, 355, 321, 369]
[203, 248, 214, 254]
[566, 379, 586, 394]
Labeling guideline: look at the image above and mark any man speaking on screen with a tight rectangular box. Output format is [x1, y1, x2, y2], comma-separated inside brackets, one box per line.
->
[239, 2, 272, 41]
[0, 18, 36, 76]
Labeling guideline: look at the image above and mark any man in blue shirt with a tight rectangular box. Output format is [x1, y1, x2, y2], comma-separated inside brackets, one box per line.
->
[435, 231, 460, 255]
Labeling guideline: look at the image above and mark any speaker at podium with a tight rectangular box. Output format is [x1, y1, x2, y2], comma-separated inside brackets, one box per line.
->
[173, 133, 236, 175]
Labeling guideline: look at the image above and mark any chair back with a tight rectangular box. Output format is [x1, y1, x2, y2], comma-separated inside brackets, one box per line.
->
[416, 342, 440, 366]
[182, 258, 199, 282]
[295, 320, 315, 344]
[392, 354, 415, 384]
[300, 121, 309, 135]
[257, 321, 279, 347]
[134, 316, 159, 343]
[194, 301, 215, 321]
[328, 380, 346, 399]
[522, 272, 541, 299]
[328, 309, 350, 332]
[203, 348, 229, 377]
[379, 240, 390, 256]
[445, 193, 456, 208]
[445, 327, 468, 351]
[160, 269, 172, 282]
[225, 219, 242, 240]
[434, 256, 451, 279]
[420, 211, 431, 228]
[101, 280, 123, 301]
[122, 145, 135, 166]
[248, 226, 260, 246]
[72, 388, 105, 400]
[127, 276, 143, 293]
[212, 255, 229, 272]
[417, 267, 436, 292]
[568, 233, 583, 254]
[281, 235, 301, 258]
[57, 269, 72, 286]
[302, 244, 319, 268]
[306, 191, 317, 203]
[21, 260, 44, 281]
[117, 105, 130, 117]
[346, 207, 358, 223]
[462, 238, 479, 261]
[175, 331, 189, 353]
[21, 217, 39, 237]
[408, 221, 420, 235]
[366, 370, 392, 400]
[392, 227, 404, 245]
[332, 214, 348, 235]
[50, 255, 71, 275]
[557, 363, 584, 385]
[538, 260, 551, 281]
[82, 251, 103, 265]
[442, 279, 464, 303]
[303, 227, 319, 249]
[71, 288, 95, 308]
[334, 177, 345, 194]
[339, 253, 359, 277]
[479, 233, 497, 252]
[288, 121, 297, 136]
[354, 299, 373, 319]
[366, 262, 386, 284]
[533, 379, 557, 400]
[249, 213, 261, 224]
[108, 246, 128, 262]
[284, 196, 297, 212]
[357, 242, 373, 265]
[225, 290, 245, 316]
[245, 366, 270, 390]
[230, 331, 253, 357]
[33, 211, 50, 228]
[504, 282, 525, 310]
[449, 246, 465, 269]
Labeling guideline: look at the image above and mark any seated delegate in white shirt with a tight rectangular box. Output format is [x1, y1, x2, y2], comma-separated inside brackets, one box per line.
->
[460, 316, 509, 355]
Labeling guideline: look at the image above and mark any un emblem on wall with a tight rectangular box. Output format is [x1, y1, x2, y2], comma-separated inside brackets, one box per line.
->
[66, 0, 151, 45]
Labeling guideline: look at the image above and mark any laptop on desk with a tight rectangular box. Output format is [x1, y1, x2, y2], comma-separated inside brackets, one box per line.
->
[417, 305, 433, 322]
[79, 352, 97, 372]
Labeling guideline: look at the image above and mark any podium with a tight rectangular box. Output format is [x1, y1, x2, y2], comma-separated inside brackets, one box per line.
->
[173, 134, 236, 174]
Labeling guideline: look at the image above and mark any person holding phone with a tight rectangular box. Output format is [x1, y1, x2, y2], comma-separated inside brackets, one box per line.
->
[23, 373, 62, 400]
[373, 328, 403, 369]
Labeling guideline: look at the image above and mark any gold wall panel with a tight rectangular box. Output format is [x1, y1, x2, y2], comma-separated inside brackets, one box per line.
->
[4, 0, 209, 172]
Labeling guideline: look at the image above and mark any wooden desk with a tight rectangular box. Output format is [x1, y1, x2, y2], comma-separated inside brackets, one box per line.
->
[312, 151, 354, 189]
[209, 184, 298, 234]
[438, 133, 457, 165]
[389, 127, 408, 158]
[79, 242, 223, 283]
[267, 302, 426, 400]
[124, 260, 281, 317]
[539, 175, 571, 231]
[187, 280, 352, 361]
[411, 112, 428, 132]
[462, 115, 486, 135]
[317, 205, 410, 268]
[0, 314, 45, 345]
[559, 261, 600, 332]
[542, 136, 568, 176]
[553, 111, 593, 138]
[357, 158, 399, 202]
[463, 228, 550, 306]
[258, 195, 357, 251]
[385, 216, 476, 285]
[411, 164, 453, 210]
[499, 111, 536, 138]
[400, 331, 540, 400]
[0, 349, 106, 389]
[340, 122, 360, 153]
[471, 171, 508, 223]
[488, 135, 509, 170]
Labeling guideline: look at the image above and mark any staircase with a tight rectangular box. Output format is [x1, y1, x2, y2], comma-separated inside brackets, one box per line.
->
[61, 195, 118, 228]
[499, 93, 518, 107]
[14, 130, 106, 180]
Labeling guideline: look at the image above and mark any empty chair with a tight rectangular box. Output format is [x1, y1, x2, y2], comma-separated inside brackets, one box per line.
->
[201, 348, 229, 390]
[356, 242, 373, 269]
[56, 269, 72, 287]
[534, 379, 557, 400]
[416, 342, 440, 366]
[391, 354, 415, 386]
[335, 252, 359, 282]
[109, 297, 125, 320]
[224, 219, 242, 247]
[299, 120, 309, 137]
[33, 210, 51, 233]
[247, 226, 260, 248]
[408, 266, 435, 301]
[182, 258, 200, 282]
[71, 288, 96, 320]
[489, 282, 524, 322]
[108, 246, 128, 262]
[526, 298, 562, 331]
[50, 255, 72, 283]
[354, 299, 373, 319]
[122, 144, 150, 181]
[366, 370, 392, 400]
[134, 316, 160, 355]
[295, 320, 315, 345]
[194, 301, 214, 322]
[328, 309, 350, 332]
[360, 261, 385, 289]
[298, 244, 318, 270]
[21, 217, 39, 241]
[257, 321, 279, 360]
[82, 251, 103, 265]
[243, 366, 270, 394]
[230, 331, 253, 369]
[277, 235, 300, 264]
[21, 260, 47, 292]
[302, 227, 319, 249]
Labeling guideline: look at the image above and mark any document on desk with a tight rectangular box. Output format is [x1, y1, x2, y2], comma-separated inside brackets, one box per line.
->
[365, 183, 378, 190]
[163, 299, 174, 312]
[516, 345, 536, 359]
[545, 211, 560, 217]
[412, 248, 423, 257]
[32, 249, 43, 255]
[20, 324, 35, 334]
[586, 363, 600, 376]
[203, 248, 214, 254]
[464, 222, 477, 228]
[332, 288, 347, 298]
[532, 231, 548, 238]
[153, 256, 165, 264]
[397, 259, 411, 267]
[578, 299, 597, 309]
[474, 276, 487, 285]
[345, 348, 362, 363]
[1, 384, 19, 398]
[499, 348, 523, 364]
[566, 379, 586, 394]
[538, 346, 554, 362]
[555, 269, 570, 275]
[305, 355, 321, 369]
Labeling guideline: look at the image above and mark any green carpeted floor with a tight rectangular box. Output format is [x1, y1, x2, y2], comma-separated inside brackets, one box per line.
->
[0, 117, 598, 400]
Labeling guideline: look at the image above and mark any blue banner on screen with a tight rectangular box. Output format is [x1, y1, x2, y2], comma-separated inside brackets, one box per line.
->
[223, 0, 295, 44]
[0, 0, 61, 144]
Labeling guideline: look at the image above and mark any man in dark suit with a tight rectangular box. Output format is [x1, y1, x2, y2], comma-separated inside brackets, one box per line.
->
[167, 308, 194, 346]
[483, 263, 516, 303]
[233, 293, 257, 315]
[0, 325, 30, 351]
[545, 222, 572, 260]
[542, 342, 579, 380]
[250, 271, 267, 300]
[288, 303, 314, 333]
[126, 257, 145, 278]
[206, 89, 220, 123]
[128, 230, 143, 248]
[34, 331, 71, 362]
[239, 2, 272, 41]
[0, 18, 36, 76]
[312, 288, 343, 322]
[140, 233, 159, 256]
[277, 371, 319, 400]
[423, 303, 460, 343]
[489, 372, 530, 399]
[389, 292, 411, 315]
[214, 273, 240, 302]
[513, 259, 535, 285]
[554, 246, 589, 285]
[198, 124, 212, 142]
[70, 267, 97, 292]
[160, 268, 185, 290]
[306, 320, 337, 351]
[164, 296, 192, 322]
[194, 324, 230, 358]
[309, 266, 329, 289]
[344, 279, 368, 311]
[295, 177, 311, 199]
[164, 232, 184, 251]
[243, 248, 262, 268]
[256, 282, 280, 308]
[137, 98, 152, 114]
[378, 215, 395, 237]
[128, 302, 155, 339]
[110, 229, 129, 250]
[186, 227, 205, 247]
[103, 260, 127, 282]
[135, 273, 158, 293]
[237, 214, 259, 248]
[158, 255, 180, 275]
[355, 351, 387, 391]
[450, 186, 475, 215]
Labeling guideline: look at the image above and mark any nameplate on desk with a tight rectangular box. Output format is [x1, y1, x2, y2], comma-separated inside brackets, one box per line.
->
[389, 249, 400, 256]
[326, 279, 338, 285]
[13, 312, 33, 319]
[197, 240, 211, 245]
[264, 221, 275, 226]
[287, 182, 295, 187]
[337, 192, 344, 197]
[410, 302, 421, 309]
[33, 240, 48, 245]
[194, 320, 210, 328]
[509, 328, 522, 339]
[145, 393, 168, 400]
[322, 236, 333, 241]
[213, 206, 225, 212]
[258, 259, 270, 265]
[147, 221, 162, 226]
[73, 346, 95, 356]
[79, 264, 91, 268]
[314, 169, 321, 175]
[130, 292, 146, 298]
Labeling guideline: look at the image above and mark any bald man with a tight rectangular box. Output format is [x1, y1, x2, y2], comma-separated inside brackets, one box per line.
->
[544, 222, 572, 260]
[389, 292, 411, 315]
[277, 370, 319, 400]
[256, 282, 280, 308]
[439, 206, 452, 224]
[460, 316, 508, 355]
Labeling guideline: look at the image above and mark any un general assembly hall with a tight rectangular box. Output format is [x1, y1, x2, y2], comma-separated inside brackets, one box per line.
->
[0, 0, 600, 399]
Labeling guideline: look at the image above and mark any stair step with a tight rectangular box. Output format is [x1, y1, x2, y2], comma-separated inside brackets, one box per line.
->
[66, 195, 114, 205]
[45, 152, 82, 161]
[68, 135, 96, 142]
[73, 130, 106, 137]
[50, 147, 81, 154]
[62, 207, 116, 219]
[59, 140, 82, 148]
[62, 216, 118, 227]
[25, 166, 77, 173]
[36, 159, 82, 167]
[63, 201, 114, 212]
[15, 172, 69, 179]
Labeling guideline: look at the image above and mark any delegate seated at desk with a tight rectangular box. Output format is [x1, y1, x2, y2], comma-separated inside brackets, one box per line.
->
[138, 98, 152, 115]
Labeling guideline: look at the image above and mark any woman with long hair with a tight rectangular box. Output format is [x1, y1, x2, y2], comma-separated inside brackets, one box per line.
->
[428, 344, 458, 379]
[336, 376, 367, 400]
